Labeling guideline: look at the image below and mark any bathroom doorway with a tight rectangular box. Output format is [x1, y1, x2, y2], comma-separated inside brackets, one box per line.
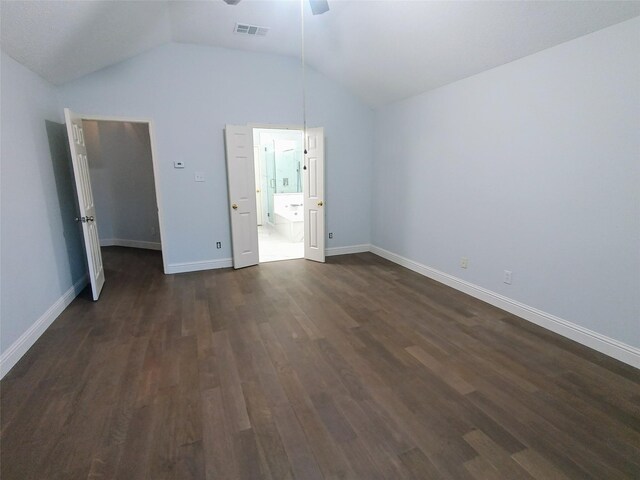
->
[253, 128, 305, 262]
[225, 124, 324, 268]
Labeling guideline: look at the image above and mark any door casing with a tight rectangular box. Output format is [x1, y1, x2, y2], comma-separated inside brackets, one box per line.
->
[68, 111, 168, 275]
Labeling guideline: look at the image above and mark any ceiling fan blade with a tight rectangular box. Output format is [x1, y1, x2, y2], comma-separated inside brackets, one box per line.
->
[309, 0, 329, 15]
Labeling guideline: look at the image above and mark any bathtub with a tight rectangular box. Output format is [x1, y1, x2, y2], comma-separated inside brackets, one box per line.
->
[273, 193, 304, 242]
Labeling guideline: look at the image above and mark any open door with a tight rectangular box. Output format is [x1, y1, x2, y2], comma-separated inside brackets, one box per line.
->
[303, 127, 325, 263]
[64, 108, 105, 300]
[225, 125, 259, 269]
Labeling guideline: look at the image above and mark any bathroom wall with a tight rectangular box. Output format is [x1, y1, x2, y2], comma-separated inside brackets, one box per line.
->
[274, 142, 302, 194]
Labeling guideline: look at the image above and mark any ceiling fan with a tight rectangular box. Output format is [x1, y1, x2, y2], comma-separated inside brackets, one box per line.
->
[223, 0, 329, 15]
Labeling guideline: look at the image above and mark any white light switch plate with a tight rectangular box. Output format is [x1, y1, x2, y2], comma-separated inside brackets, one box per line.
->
[194, 172, 205, 182]
[174, 161, 185, 169]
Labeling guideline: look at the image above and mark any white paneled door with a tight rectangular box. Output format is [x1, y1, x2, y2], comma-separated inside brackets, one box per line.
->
[303, 127, 325, 263]
[64, 108, 105, 300]
[225, 125, 260, 269]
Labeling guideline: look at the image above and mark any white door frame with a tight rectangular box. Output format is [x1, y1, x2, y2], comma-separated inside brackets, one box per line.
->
[254, 144, 263, 226]
[76, 113, 169, 274]
[248, 123, 303, 131]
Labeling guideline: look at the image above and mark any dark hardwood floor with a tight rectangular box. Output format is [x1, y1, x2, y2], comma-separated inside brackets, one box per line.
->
[1, 247, 639, 479]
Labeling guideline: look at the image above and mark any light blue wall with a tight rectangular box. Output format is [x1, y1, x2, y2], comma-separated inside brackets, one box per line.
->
[372, 18, 640, 348]
[1, 52, 86, 353]
[57, 43, 374, 265]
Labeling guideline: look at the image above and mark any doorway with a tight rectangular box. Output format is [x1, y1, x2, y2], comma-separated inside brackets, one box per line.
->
[225, 124, 325, 269]
[64, 109, 167, 300]
[83, 120, 161, 252]
[253, 128, 304, 263]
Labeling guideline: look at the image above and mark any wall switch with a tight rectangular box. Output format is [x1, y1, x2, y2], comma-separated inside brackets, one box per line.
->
[216, 241, 222, 249]
[503, 270, 513, 285]
[194, 172, 205, 182]
[328, 232, 333, 239]
[460, 257, 468, 269]
[174, 161, 185, 169]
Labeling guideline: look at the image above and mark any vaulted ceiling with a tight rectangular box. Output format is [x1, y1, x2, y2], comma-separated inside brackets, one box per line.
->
[2, 0, 639, 107]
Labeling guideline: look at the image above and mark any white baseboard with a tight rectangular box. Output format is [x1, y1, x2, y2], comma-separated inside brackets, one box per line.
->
[0, 275, 88, 379]
[326, 244, 371, 256]
[100, 238, 161, 251]
[166, 258, 233, 274]
[370, 245, 640, 369]
[165, 244, 371, 273]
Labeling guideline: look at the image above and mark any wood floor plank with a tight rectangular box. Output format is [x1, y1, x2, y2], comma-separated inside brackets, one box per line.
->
[201, 387, 239, 480]
[463, 429, 535, 479]
[0, 247, 638, 479]
[512, 449, 571, 480]
[398, 447, 444, 480]
[212, 329, 252, 433]
[406, 344, 476, 395]
[241, 379, 294, 480]
[271, 403, 324, 480]
[463, 455, 504, 480]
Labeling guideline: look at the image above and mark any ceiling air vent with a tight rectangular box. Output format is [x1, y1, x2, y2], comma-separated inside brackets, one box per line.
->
[234, 23, 269, 36]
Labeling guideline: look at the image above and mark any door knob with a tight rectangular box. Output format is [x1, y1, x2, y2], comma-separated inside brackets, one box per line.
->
[317, 201, 324, 207]
[74, 217, 80, 223]
[87, 216, 95, 222]
[232, 204, 238, 210]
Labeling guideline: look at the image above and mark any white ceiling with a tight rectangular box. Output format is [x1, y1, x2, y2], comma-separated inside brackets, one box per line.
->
[2, 0, 639, 107]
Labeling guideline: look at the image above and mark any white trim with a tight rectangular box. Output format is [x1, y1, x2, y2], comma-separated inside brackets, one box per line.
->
[0, 275, 88, 379]
[326, 244, 371, 257]
[248, 123, 303, 130]
[369, 245, 640, 369]
[100, 238, 161, 250]
[146, 120, 168, 274]
[80, 114, 153, 124]
[166, 258, 233, 274]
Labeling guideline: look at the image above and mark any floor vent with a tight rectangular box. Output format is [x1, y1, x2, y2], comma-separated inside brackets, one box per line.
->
[234, 23, 269, 36]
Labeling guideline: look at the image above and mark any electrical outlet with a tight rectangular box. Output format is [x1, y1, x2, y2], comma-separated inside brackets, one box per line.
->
[503, 270, 512, 285]
[460, 257, 468, 269]
[194, 172, 205, 182]
[216, 241, 222, 249]
[328, 232, 333, 239]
